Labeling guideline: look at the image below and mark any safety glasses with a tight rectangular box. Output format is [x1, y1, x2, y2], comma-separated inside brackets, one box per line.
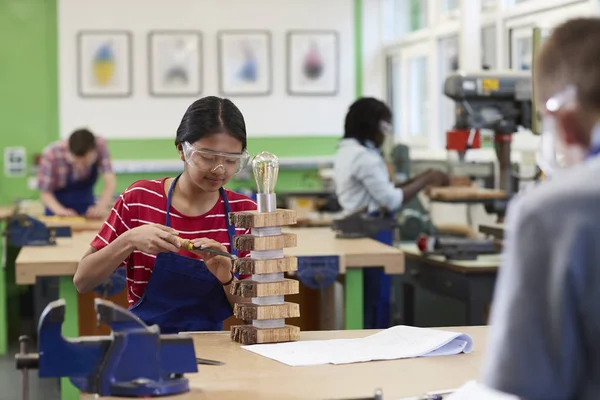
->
[535, 85, 578, 176]
[182, 141, 250, 175]
[380, 120, 393, 136]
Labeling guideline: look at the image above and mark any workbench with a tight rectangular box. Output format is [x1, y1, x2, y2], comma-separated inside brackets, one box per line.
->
[0, 215, 117, 357]
[15, 227, 404, 400]
[400, 244, 499, 326]
[83, 326, 487, 400]
[16, 227, 404, 331]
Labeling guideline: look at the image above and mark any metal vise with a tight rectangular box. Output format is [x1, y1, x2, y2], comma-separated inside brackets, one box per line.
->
[416, 234, 499, 260]
[15, 298, 198, 398]
[332, 208, 396, 239]
[5, 213, 71, 246]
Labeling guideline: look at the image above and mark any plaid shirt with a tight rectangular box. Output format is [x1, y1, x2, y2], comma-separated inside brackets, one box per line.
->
[37, 137, 113, 191]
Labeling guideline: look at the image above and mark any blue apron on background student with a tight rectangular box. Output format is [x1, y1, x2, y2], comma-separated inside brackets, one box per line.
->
[129, 174, 236, 334]
[363, 211, 394, 330]
[44, 162, 99, 216]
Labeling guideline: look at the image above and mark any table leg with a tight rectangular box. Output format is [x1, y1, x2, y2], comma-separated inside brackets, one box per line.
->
[0, 263, 6, 355]
[344, 269, 363, 330]
[467, 276, 496, 326]
[0, 219, 6, 355]
[59, 276, 80, 400]
[402, 280, 415, 326]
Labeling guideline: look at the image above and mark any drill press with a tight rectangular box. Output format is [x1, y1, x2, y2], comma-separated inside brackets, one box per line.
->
[443, 70, 532, 216]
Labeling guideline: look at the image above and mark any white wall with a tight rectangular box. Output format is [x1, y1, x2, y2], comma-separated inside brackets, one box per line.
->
[58, 0, 360, 139]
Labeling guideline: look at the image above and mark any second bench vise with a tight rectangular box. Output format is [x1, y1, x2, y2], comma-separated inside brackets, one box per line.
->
[5, 213, 71, 246]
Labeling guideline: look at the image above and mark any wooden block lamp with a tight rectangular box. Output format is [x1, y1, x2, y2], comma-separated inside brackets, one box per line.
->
[229, 152, 301, 345]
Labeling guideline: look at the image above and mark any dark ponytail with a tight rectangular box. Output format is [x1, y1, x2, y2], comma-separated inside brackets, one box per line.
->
[175, 96, 247, 150]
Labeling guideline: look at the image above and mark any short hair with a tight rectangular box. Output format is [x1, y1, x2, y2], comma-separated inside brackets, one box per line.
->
[174, 96, 247, 150]
[343, 97, 392, 145]
[68, 129, 97, 157]
[534, 17, 600, 111]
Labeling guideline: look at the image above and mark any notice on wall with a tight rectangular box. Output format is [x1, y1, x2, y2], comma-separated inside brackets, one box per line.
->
[4, 147, 26, 177]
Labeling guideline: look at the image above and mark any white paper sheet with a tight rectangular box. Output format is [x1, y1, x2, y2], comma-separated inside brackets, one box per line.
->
[443, 381, 520, 400]
[241, 325, 474, 366]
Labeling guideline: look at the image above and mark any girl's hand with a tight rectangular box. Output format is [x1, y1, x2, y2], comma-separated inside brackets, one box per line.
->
[124, 224, 180, 254]
[190, 238, 233, 284]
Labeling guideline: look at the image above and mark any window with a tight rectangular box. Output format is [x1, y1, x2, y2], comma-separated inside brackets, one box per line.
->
[387, 55, 402, 138]
[408, 56, 429, 139]
[482, 0, 496, 10]
[394, 42, 431, 146]
[438, 35, 459, 142]
[510, 26, 533, 70]
[482, 25, 497, 69]
[410, 0, 428, 31]
[442, 0, 459, 13]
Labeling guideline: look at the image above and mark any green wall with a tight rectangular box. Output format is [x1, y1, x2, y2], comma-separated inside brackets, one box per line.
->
[104, 136, 341, 195]
[0, 0, 365, 204]
[0, 0, 58, 205]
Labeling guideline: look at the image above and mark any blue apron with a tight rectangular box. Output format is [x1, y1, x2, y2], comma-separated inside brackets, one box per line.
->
[44, 161, 99, 216]
[363, 211, 393, 330]
[128, 174, 237, 334]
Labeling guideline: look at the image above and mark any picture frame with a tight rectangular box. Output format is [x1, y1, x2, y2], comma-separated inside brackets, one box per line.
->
[217, 30, 272, 96]
[287, 30, 339, 96]
[148, 30, 203, 97]
[77, 30, 132, 98]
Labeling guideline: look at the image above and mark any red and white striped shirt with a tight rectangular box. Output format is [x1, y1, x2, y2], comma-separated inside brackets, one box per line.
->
[90, 178, 257, 306]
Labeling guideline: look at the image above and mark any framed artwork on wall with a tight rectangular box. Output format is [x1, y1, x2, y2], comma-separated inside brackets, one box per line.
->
[217, 30, 272, 96]
[77, 30, 132, 98]
[148, 31, 203, 97]
[286, 30, 339, 96]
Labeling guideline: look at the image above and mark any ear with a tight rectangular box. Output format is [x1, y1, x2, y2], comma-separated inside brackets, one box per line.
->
[556, 110, 586, 146]
[177, 144, 185, 161]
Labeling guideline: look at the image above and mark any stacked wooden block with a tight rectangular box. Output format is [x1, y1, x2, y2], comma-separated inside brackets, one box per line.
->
[228, 209, 300, 344]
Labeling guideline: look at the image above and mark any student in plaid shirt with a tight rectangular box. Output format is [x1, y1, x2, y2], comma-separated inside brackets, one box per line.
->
[37, 128, 116, 218]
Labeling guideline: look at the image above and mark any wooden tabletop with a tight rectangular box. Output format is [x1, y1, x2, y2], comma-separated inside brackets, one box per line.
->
[16, 228, 404, 284]
[0, 204, 16, 219]
[401, 244, 499, 274]
[38, 216, 104, 232]
[88, 326, 487, 400]
[283, 227, 404, 274]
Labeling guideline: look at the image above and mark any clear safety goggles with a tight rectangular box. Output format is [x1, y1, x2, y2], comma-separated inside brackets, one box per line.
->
[182, 141, 250, 175]
[535, 85, 579, 176]
[380, 120, 393, 136]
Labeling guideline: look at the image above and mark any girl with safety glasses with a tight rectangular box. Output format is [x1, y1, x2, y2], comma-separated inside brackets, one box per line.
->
[73, 96, 257, 334]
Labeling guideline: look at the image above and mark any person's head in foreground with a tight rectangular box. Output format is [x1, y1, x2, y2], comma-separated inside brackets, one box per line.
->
[68, 128, 98, 169]
[343, 97, 392, 149]
[535, 17, 600, 174]
[480, 17, 600, 400]
[175, 96, 250, 193]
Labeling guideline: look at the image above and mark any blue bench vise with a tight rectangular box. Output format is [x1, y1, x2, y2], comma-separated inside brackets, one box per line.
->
[5, 213, 71, 246]
[15, 298, 198, 398]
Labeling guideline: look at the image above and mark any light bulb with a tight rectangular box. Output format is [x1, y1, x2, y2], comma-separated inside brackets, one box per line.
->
[252, 152, 279, 213]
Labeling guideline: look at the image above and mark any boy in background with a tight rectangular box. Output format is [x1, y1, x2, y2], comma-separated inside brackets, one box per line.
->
[481, 17, 600, 400]
[37, 128, 116, 218]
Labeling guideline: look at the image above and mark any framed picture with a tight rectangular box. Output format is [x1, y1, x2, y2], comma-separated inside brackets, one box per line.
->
[77, 31, 132, 98]
[148, 31, 203, 97]
[217, 30, 272, 96]
[287, 31, 339, 96]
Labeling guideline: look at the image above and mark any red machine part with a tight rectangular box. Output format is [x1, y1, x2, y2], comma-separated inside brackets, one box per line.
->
[446, 129, 481, 152]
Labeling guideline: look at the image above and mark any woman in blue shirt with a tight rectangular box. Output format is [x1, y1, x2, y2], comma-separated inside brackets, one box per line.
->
[333, 97, 449, 329]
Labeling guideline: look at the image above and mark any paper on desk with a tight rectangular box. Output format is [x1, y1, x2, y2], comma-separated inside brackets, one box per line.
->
[241, 325, 473, 367]
[444, 381, 520, 400]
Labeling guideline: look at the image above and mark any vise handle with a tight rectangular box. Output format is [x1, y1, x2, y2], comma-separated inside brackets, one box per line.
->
[15, 335, 39, 400]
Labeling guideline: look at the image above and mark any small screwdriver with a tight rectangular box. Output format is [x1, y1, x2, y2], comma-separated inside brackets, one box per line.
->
[178, 238, 238, 260]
